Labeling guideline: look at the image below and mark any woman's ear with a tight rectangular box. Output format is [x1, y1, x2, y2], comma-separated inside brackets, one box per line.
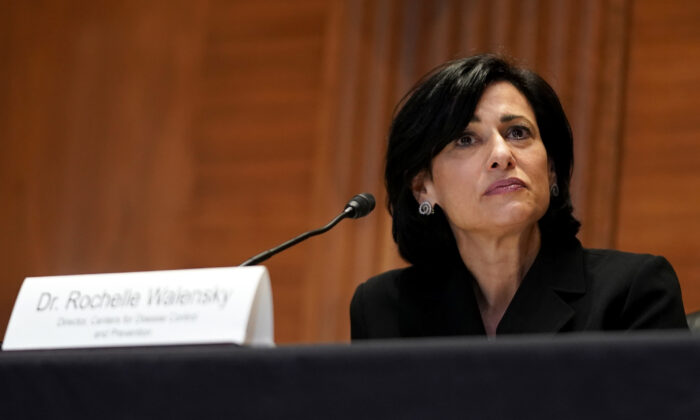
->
[411, 170, 432, 203]
[548, 161, 557, 186]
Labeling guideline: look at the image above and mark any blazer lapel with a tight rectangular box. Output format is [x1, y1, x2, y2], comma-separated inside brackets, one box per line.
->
[399, 261, 486, 337]
[498, 239, 587, 334]
[398, 239, 587, 337]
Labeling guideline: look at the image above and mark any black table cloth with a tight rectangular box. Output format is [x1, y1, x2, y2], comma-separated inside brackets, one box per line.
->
[1, 332, 698, 419]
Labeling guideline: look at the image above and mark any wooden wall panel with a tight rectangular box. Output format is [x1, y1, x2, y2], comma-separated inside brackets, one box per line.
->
[617, 0, 700, 313]
[0, 0, 332, 343]
[0, 0, 211, 335]
[4, 0, 697, 344]
[188, 0, 330, 343]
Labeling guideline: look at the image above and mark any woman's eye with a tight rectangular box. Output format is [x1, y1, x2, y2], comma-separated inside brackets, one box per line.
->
[456, 134, 477, 147]
[506, 126, 531, 140]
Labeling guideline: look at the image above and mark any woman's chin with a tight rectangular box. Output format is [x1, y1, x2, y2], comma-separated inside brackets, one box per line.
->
[483, 208, 543, 233]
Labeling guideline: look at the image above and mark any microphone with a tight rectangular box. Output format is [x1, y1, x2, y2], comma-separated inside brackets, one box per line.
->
[344, 192, 376, 218]
[240, 193, 376, 266]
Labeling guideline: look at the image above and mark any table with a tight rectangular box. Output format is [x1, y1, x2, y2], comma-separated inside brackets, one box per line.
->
[1, 332, 698, 419]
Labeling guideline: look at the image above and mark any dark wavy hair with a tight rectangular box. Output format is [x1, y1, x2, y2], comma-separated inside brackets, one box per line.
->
[386, 54, 580, 266]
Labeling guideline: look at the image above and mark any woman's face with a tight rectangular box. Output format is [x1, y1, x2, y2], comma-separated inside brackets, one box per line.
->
[414, 81, 553, 238]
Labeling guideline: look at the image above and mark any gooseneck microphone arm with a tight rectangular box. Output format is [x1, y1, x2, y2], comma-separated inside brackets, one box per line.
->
[239, 193, 375, 267]
[239, 210, 349, 267]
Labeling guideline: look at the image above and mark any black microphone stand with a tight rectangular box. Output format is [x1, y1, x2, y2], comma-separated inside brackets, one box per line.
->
[239, 207, 353, 267]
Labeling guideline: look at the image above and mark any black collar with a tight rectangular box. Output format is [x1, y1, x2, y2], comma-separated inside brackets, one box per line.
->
[398, 239, 587, 337]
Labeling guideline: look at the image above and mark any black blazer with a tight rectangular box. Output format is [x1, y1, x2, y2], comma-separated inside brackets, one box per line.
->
[350, 239, 688, 339]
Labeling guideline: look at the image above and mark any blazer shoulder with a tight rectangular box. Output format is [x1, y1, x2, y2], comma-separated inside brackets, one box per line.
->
[582, 247, 668, 269]
[580, 248, 687, 330]
[580, 247, 677, 294]
[581, 248, 680, 289]
[350, 267, 412, 340]
[352, 267, 409, 310]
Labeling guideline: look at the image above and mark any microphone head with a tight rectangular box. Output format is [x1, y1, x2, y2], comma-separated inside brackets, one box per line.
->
[345, 193, 376, 219]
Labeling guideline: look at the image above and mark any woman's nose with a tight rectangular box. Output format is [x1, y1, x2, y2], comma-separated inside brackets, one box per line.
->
[488, 135, 515, 170]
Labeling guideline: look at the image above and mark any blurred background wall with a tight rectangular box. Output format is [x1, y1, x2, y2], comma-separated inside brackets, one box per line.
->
[1, 0, 699, 343]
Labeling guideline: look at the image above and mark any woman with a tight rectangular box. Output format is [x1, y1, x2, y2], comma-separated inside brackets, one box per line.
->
[350, 54, 687, 339]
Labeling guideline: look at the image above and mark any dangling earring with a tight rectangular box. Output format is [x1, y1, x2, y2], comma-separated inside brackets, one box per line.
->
[418, 201, 434, 215]
[550, 182, 560, 197]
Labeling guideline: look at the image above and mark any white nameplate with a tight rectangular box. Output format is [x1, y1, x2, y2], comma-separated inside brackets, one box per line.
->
[2, 266, 274, 351]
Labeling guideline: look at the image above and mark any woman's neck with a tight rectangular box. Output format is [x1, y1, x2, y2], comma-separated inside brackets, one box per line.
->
[453, 225, 542, 336]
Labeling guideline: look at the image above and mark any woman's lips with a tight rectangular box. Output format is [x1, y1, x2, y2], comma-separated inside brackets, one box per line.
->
[484, 177, 526, 196]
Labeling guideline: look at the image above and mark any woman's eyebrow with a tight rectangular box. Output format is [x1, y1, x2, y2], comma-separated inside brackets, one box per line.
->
[500, 114, 528, 123]
[469, 114, 533, 124]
